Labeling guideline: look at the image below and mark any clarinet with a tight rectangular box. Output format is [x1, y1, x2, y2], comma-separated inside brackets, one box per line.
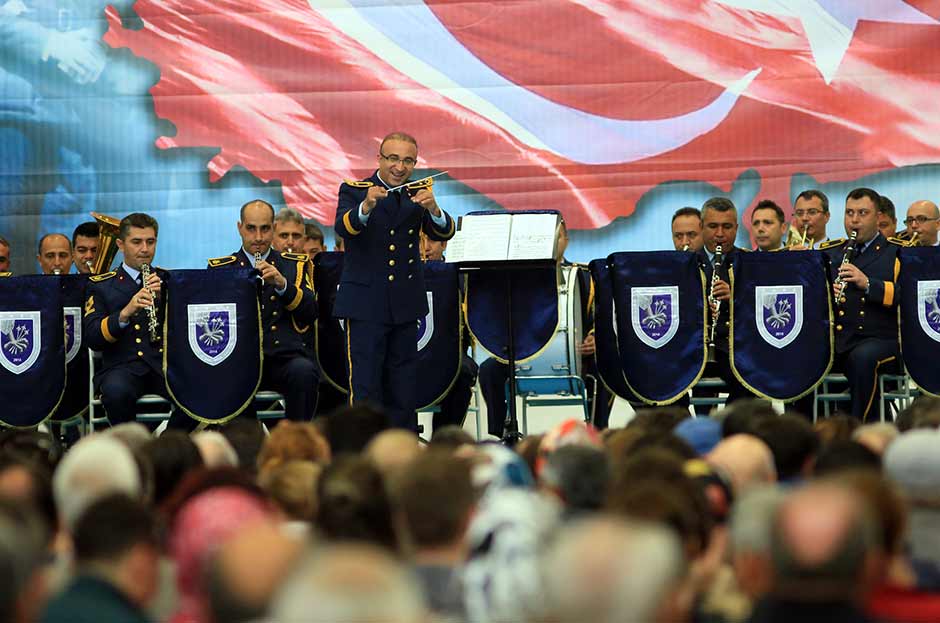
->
[834, 231, 859, 306]
[707, 245, 723, 362]
[139, 263, 160, 343]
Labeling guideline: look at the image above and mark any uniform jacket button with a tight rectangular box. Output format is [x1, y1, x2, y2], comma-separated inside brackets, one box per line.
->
[388, 275, 395, 281]
[836, 324, 843, 331]
[389, 260, 396, 267]
[135, 338, 142, 344]
[390, 229, 396, 236]
[389, 244, 396, 251]
[137, 351, 144, 357]
[134, 324, 141, 331]
[271, 325, 278, 331]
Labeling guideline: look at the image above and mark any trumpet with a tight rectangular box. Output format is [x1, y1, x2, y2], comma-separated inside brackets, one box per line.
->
[139, 263, 160, 343]
[786, 222, 813, 249]
[681, 244, 690, 252]
[908, 232, 920, 247]
[834, 231, 859, 306]
[707, 245, 724, 363]
[52, 268, 61, 275]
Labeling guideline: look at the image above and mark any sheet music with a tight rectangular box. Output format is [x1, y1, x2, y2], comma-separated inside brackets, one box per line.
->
[507, 213, 558, 260]
[445, 214, 512, 263]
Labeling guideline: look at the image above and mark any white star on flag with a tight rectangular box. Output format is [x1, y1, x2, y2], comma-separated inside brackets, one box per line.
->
[714, 0, 936, 84]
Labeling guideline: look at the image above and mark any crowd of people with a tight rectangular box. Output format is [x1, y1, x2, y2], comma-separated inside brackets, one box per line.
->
[1, 395, 939, 623]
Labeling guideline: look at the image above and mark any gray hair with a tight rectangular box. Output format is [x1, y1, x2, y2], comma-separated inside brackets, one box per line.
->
[0, 502, 46, 623]
[729, 485, 786, 555]
[272, 543, 426, 623]
[52, 435, 142, 531]
[540, 516, 684, 623]
[274, 207, 305, 228]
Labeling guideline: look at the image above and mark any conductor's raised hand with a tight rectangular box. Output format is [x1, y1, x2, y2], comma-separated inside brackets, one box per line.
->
[362, 185, 389, 214]
[412, 188, 441, 217]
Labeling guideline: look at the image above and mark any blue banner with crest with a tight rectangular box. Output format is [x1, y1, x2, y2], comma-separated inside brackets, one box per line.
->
[313, 252, 348, 394]
[163, 268, 261, 423]
[730, 251, 833, 401]
[0, 276, 66, 427]
[609, 251, 706, 404]
[588, 258, 634, 400]
[898, 247, 940, 396]
[56, 274, 90, 422]
[415, 262, 462, 410]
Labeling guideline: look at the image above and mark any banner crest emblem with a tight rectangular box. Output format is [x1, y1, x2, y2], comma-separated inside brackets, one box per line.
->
[64, 307, 82, 364]
[0, 312, 41, 375]
[755, 286, 803, 349]
[631, 286, 678, 349]
[188, 303, 237, 366]
[918, 280, 940, 343]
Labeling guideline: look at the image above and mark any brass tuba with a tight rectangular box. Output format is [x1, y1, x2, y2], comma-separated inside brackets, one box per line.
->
[88, 212, 121, 275]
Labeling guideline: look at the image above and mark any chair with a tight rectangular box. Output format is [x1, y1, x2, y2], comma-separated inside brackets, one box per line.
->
[879, 369, 920, 422]
[87, 350, 174, 433]
[812, 373, 850, 422]
[689, 377, 728, 413]
[508, 373, 590, 436]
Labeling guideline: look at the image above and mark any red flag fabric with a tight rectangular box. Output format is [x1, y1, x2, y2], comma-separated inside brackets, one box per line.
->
[104, 1, 940, 229]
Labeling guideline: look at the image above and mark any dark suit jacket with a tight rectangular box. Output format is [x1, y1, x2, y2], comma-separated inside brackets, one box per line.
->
[41, 574, 151, 623]
[83, 265, 167, 379]
[334, 171, 455, 324]
[207, 249, 317, 359]
[822, 233, 900, 353]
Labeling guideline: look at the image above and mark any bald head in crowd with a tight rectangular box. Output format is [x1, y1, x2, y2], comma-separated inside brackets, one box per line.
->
[770, 482, 877, 601]
[272, 543, 426, 623]
[365, 430, 422, 474]
[541, 516, 686, 623]
[707, 434, 776, 494]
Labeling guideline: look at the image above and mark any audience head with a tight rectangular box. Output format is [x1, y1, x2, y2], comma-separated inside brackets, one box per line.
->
[192, 431, 239, 468]
[207, 520, 304, 623]
[219, 417, 266, 476]
[729, 485, 786, 599]
[325, 404, 387, 455]
[52, 435, 141, 532]
[902, 395, 940, 430]
[72, 494, 160, 607]
[272, 543, 426, 623]
[142, 431, 204, 508]
[316, 457, 399, 551]
[719, 399, 776, 438]
[751, 414, 819, 481]
[540, 444, 609, 515]
[258, 460, 322, 523]
[851, 423, 898, 456]
[813, 440, 881, 477]
[104, 422, 152, 452]
[883, 429, 940, 506]
[0, 501, 49, 623]
[428, 425, 475, 449]
[706, 434, 777, 494]
[674, 417, 722, 456]
[541, 516, 685, 623]
[393, 450, 477, 553]
[0, 452, 55, 537]
[257, 421, 330, 475]
[814, 413, 861, 445]
[770, 482, 878, 601]
[364, 429, 422, 474]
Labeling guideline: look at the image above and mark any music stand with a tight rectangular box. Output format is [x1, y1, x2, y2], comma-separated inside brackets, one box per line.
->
[447, 210, 561, 446]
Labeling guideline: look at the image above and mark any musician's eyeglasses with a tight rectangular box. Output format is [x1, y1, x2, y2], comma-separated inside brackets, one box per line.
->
[903, 216, 939, 225]
[379, 153, 417, 167]
[794, 209, 823, 218]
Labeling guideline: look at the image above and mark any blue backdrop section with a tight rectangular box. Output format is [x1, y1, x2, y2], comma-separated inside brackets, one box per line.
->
[3, 2, 940, 275]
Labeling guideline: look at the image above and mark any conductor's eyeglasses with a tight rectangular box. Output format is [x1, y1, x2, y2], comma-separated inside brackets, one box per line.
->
[379, 153, 417, 167]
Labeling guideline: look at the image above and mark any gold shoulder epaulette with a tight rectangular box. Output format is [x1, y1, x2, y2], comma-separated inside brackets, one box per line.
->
[282, 252, 309, 262]
[90, 271, 117, 282]
[344, 180, 374, 188]
[818, 238, 846, 250]
[887, 236, 909, 247]
[0, 272, 11, 278]
[208, 255, 237, 267]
